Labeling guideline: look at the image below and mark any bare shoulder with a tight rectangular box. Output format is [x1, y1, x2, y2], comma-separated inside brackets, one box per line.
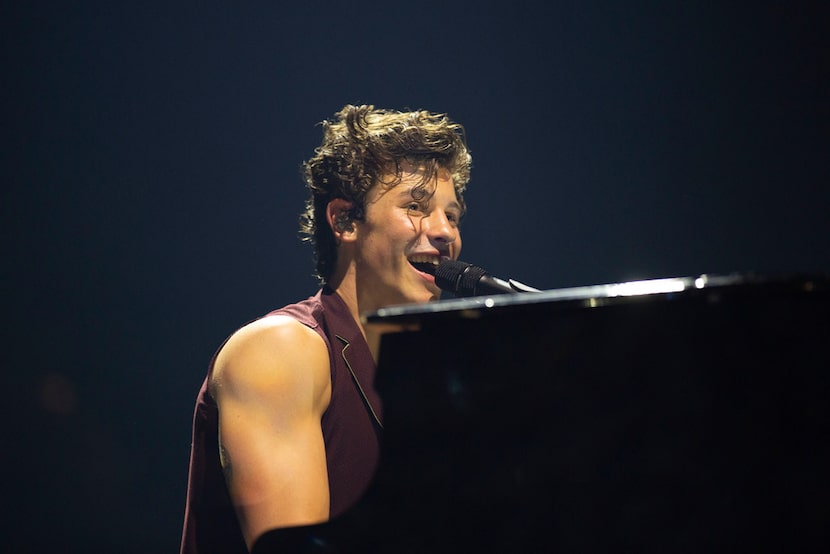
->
[210, 315, 331, 408]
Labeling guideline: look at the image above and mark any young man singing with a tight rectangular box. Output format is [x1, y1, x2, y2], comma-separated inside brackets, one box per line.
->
[180, 104, 472, 553]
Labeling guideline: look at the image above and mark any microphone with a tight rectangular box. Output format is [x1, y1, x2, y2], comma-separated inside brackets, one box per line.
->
[433, 260, 540, 297]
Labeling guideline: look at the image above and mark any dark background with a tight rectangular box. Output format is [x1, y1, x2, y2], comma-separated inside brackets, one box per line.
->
[3, 1, 827, 551]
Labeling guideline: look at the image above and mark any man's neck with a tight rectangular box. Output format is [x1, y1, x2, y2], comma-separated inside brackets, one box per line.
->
[329, 283, 363, 333]
[330, 275, 416, 363]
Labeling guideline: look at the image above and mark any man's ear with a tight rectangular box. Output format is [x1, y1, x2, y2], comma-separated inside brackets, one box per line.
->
[326, 198, 357, 242]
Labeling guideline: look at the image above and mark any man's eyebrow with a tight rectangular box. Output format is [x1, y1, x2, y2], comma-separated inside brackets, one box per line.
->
[396, 186, 429, 201]
[396, 186, 461, 211]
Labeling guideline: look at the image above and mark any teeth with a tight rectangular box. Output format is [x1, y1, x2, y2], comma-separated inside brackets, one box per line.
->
[408, 254, 440, 265]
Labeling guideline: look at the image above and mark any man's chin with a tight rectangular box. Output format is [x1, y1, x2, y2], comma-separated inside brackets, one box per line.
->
[384, 280, 441, 307]
[422, 283, 442, 302]
[406, 288, 440, 306]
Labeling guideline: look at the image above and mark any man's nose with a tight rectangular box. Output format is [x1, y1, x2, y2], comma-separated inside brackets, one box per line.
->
[424, 210, 458, 245]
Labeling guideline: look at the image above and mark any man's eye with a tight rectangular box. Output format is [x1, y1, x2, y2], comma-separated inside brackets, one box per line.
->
[407, 203, 423, 212]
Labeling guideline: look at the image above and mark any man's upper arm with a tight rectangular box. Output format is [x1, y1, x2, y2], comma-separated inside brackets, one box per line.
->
[210, 315, 332, 549]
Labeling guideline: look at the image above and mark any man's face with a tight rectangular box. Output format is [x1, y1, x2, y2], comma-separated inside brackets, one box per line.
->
[352, 166, 462, 310]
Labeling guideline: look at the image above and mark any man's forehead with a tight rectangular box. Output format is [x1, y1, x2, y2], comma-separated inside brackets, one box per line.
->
[372, 180, 428, 201]
[370, 170, 458, 205]
[384, 174, 454, 194]
[376, 164, 447, 189]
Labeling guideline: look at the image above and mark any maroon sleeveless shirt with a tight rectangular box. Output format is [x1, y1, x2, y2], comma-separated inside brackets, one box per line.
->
[180, 288, 383, 553]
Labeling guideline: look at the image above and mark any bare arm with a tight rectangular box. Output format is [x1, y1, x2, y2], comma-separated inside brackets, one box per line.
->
[210, 315, 332, 550]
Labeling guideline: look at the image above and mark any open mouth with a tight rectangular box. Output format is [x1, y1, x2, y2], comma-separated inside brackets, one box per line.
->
[408, 254, 441, 276]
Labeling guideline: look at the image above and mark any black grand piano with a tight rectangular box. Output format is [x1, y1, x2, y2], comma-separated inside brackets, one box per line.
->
[254, 273, 829, 553]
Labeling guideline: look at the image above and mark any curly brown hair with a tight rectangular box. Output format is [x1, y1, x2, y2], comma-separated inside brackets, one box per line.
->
[300, 104, 472, 283]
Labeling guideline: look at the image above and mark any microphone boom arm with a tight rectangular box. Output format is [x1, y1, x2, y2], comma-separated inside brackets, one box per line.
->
[508, 278, 541, 293]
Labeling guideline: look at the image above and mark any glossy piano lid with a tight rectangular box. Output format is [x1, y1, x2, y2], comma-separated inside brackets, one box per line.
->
[362, 272, 829, 325]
